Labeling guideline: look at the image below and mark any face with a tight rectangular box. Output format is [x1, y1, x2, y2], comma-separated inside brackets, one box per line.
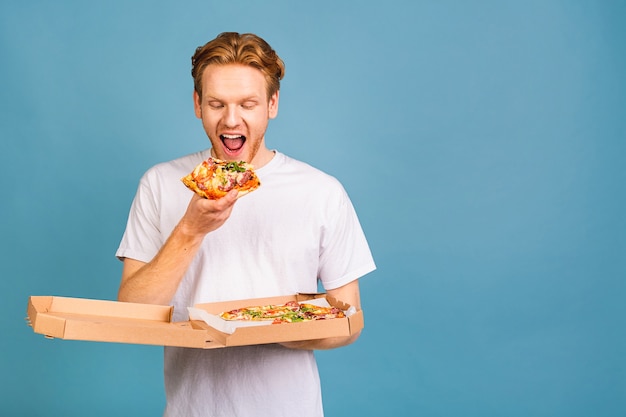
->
[193, 64, 279, 168]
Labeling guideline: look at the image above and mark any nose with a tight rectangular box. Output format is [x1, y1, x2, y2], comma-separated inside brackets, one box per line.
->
[224, 105, 241, 128]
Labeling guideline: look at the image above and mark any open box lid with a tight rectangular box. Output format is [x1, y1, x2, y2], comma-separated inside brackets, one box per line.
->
[26, 296, 220, 349]
[26, 294, 364, 349]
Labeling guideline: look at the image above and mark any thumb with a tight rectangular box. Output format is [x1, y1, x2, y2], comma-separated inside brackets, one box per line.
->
[225, 189, 239, 204]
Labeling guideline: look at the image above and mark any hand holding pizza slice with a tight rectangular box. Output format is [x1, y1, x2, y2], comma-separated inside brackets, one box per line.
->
[182, 157, 260, 200]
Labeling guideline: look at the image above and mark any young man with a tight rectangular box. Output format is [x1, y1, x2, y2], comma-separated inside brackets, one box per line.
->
[116, 32, 375, 416]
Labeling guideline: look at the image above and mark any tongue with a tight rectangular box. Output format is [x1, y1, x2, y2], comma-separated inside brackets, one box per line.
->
[223, 136, 245, 151]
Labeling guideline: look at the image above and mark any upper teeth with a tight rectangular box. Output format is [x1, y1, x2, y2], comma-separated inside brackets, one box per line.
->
[222, 134, 242, 139]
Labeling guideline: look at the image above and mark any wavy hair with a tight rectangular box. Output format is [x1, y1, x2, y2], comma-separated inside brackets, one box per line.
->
[191, 32, 285, 100]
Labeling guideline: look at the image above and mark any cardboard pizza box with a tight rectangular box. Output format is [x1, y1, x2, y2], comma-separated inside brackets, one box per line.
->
[189, 293, 364, 347]
[26, 293, 364, 349]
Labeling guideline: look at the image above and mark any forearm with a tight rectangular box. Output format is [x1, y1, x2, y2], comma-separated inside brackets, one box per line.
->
[117, 222, 205, 305]
[118, 192, 237, 305]
[281, 280, 362, 350]
[280, 331, 361, 350]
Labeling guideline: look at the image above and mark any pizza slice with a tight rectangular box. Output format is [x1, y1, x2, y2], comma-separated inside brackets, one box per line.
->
[181, 157, 260, 199]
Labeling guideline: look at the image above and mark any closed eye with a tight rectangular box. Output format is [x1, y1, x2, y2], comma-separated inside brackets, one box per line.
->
[241, 102, 257, 110]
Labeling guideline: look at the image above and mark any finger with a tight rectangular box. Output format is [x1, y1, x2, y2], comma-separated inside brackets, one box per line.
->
[223, 190, 239, 205]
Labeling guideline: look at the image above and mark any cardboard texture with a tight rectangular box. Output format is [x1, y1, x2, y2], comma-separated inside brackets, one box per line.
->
[26, 294, 364, 349]
[26, 296, 216, 348]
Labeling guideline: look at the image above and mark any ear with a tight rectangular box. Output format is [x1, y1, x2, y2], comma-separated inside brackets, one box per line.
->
[268, 90, 279, 119]
[193, 90, 202, 119]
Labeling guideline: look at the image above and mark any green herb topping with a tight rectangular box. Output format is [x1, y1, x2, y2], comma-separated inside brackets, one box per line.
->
[224, 161, 247, 172]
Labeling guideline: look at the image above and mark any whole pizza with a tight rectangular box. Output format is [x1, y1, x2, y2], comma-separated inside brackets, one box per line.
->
[220, 301, 346, 324]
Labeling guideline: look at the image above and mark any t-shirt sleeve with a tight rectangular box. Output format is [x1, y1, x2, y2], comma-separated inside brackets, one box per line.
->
[317, 186, 376, 290]
[115, 170, 164, 263]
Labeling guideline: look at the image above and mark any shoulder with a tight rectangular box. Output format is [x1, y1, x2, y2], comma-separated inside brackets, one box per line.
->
[141, 149, 211, 183]
[268, 152, 343, 188]
[258, 152, 349, 206]
[133, 149, 212, 202]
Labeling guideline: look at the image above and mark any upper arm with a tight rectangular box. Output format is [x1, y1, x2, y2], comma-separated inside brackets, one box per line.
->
[121, 257, 146, 281]
[117, 258, 147, 301]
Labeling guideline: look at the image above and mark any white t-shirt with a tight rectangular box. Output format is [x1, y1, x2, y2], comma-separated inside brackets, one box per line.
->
[116, 149, 376, 417]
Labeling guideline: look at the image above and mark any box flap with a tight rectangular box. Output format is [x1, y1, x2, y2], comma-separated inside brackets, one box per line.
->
[26, 296, 220, 349]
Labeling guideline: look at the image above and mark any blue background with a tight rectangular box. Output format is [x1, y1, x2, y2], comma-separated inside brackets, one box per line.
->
[2, 1, 625, 416]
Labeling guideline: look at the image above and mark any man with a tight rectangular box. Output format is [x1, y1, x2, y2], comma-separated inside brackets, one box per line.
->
[116, 32, 375, 416]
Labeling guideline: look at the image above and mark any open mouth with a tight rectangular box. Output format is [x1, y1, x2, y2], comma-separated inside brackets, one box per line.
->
[220, 134, 246, 152]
